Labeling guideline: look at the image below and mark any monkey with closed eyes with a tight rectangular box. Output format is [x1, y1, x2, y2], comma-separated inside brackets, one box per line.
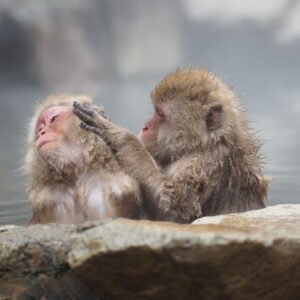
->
[73, 68, 269, 223]
[25, 94, 141, 224]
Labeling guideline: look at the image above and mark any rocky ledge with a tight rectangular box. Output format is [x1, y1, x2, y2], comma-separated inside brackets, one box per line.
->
[0, 204, 299, 300]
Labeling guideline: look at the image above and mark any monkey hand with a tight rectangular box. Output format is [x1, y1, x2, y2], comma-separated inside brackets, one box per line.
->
[82, 103, 108, 120]
[73, 101, 135, 149]
[73, 102, 150, 178]
[73, 101, 111, 140]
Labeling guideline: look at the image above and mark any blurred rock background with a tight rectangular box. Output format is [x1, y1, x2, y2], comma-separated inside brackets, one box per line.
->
[0, 0, 299, 225]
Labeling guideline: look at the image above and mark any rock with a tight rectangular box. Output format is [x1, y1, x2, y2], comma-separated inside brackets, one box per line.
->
[1, 205, 300, 299]
[0, 224, 19, 232]
[193, 204, 300, 235]
[0, 224, 96, 299]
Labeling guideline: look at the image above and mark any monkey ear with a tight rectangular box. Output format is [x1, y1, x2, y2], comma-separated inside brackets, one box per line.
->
[206, 105, 223, 130]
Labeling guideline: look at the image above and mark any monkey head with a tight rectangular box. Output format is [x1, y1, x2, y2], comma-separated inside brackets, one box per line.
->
[32, 95, 91, 158]
[25, 94, 108, 182]
[140, 69, 245, 166]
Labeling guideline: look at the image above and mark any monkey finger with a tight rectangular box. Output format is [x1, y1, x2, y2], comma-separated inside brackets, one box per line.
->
[83, 103, 107, 118]
[74, 101, 108, 125]
[73, 101, 95, 117]
[80, 122, 106, 138]
[73, 107, 99, 127]
[88, 105, 108, 119]
[80, 102, 109, 120]
[99, 110, 108, 119]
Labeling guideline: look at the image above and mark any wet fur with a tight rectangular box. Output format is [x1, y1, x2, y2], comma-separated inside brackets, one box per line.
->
[74, 69, 269, 223]
[25, 94, 141, 224]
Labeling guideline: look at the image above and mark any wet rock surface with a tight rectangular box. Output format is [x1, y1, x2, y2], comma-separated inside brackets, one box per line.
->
[0, 205, 299, 299]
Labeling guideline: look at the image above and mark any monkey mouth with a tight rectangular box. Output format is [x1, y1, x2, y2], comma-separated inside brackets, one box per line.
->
[36, 139, 58, 150]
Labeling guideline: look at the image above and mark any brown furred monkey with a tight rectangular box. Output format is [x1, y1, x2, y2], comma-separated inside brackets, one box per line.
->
[73, 69, 269, 223]
[25, 94, 141, 224]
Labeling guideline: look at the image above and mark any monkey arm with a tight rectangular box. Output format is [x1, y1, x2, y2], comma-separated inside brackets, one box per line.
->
[99, 133, 216, 222]
[110, 135, 220, 222]
[73, 102, 220, 222]
[73, 101, 161, 182]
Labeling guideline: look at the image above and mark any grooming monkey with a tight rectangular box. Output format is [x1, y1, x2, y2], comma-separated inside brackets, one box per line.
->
[25, 94, 141, 224]
[74, 68, 269, 223]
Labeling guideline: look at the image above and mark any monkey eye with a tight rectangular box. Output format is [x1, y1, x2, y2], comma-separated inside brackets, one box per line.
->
[155, 108, 165, 119]
[50, 115, 59, 123]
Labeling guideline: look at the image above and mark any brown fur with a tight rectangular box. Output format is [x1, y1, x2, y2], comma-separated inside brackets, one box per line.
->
[25, 94, 141, 224]
[74, 69, 269, 223]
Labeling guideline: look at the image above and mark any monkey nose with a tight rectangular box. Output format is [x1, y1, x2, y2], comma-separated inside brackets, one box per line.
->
[37, 129, 46, 138]
[142, 126, 148, 132]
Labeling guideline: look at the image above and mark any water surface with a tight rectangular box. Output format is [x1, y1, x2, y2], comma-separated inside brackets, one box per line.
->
[0, 0, 299, 224]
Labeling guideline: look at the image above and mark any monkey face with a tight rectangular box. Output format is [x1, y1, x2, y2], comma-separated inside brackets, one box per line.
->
[35, 106, 76, 156]
[139, 107, 165, 145]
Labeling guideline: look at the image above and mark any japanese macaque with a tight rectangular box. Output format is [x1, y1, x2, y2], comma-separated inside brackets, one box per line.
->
[25, 94, 141, 224]
[73, 68, 269, 223]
